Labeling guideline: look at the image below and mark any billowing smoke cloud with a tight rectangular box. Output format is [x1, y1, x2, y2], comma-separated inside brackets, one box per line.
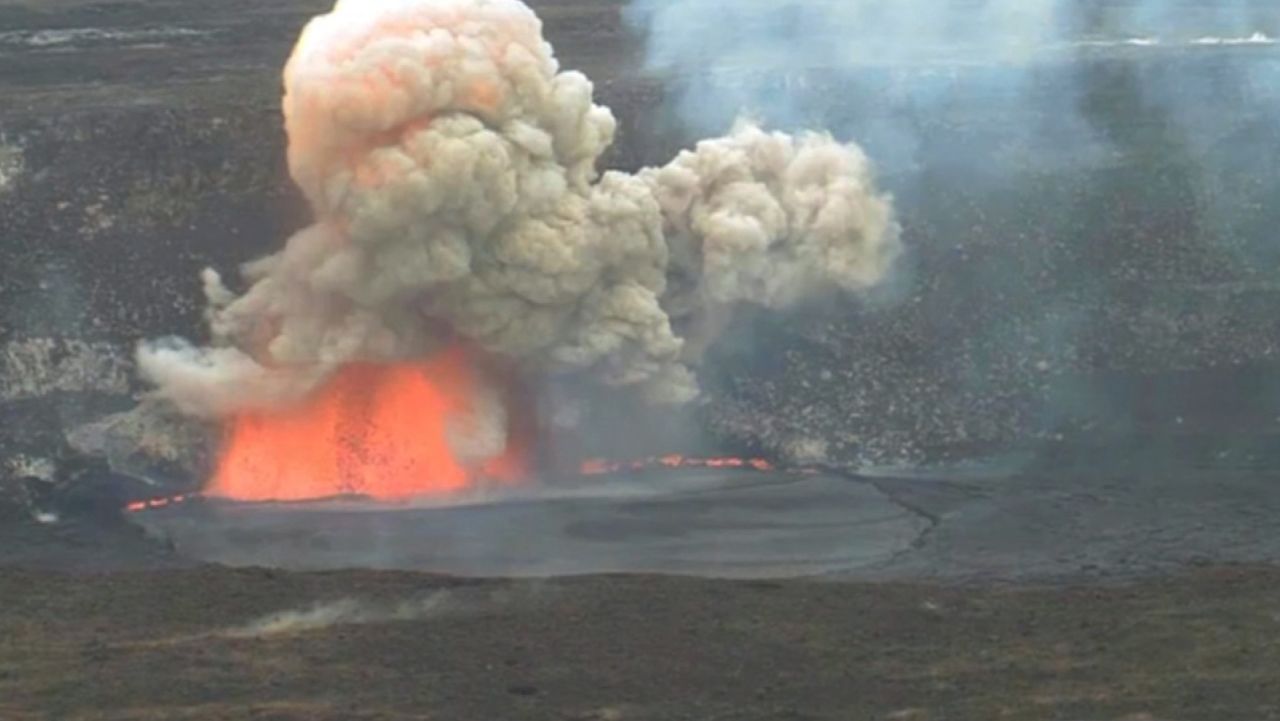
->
[138, 0, 898, 424]
[623, 0, 1280, 465]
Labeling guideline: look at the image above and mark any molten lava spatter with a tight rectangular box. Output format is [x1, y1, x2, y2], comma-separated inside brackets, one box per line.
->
[125, 493, 195, 513]
[209, 346, 527, 502]
[579, 455, 775, 476]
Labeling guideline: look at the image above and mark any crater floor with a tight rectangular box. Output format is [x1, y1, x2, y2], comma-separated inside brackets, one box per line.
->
[3, 564, 1279, 720]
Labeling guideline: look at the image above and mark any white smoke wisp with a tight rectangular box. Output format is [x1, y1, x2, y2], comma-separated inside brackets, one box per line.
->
[138, 0, 899, 421]
[217, 584, 552, 639]
[220, 595, 453, 638]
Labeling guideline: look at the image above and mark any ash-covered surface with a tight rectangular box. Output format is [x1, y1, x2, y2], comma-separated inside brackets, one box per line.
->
[4, 564, 1280, 720]
[696, 42, 1280, 464]
[3, 0, 1280, 468]
[129, 470, 927, 579]
[6, 445, 1278, 583]
[112, 443, 1280, 582]
[5, 8, 1280, 717]
[0, 441, 186, 572]
[3, 0, 1280, 585]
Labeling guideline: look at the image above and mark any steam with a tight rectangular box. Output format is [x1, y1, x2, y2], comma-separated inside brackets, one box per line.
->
[624, 0, 1280, 461]
[623, 0, 1280, 197]
[221, 595, 454, 638]
[114, 585, 548, 648]
[110, 598, 458, 648]
[138, 0, 898, 431]
[626, 0, 1279, 137]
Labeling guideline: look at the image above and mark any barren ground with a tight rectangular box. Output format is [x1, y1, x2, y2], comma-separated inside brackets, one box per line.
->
[5, 1, 1280, 718]
[4, 565, 1280, 721]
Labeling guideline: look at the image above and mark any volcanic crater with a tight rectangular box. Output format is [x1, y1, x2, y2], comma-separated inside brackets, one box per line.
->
[4, 1, 1280, 719]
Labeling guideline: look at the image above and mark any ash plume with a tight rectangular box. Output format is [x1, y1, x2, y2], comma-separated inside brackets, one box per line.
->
[624, 0, 1280, 463]
[138, 0, 899, 427]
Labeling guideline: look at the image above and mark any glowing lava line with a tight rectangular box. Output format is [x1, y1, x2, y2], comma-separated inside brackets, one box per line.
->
[579, 455, 775, 476]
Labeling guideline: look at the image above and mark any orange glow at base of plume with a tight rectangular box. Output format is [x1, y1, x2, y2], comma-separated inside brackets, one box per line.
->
[579, 455, 775, 476]
[208, 346, 528, 502]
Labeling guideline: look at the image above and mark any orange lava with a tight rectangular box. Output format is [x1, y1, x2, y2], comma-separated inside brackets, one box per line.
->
[208, 346, 527, 502]
[579, 455, 775, 476]
[125, 493, 195, 513]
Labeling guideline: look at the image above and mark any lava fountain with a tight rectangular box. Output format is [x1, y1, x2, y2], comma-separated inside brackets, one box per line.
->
[210, 345, 528, 502]
[134, 0, 899, 507]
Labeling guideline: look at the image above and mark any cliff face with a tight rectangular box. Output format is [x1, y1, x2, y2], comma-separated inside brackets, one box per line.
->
[2, 0, 1279, 479]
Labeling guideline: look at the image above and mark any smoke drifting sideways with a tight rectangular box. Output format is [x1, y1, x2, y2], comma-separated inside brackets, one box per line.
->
[626, 1, 1280, 244]
[136, 0, 900, 452]
[625, 0, 1280, 463]
[625, 0, 1280, 207]
[626, 0, 1279, 139]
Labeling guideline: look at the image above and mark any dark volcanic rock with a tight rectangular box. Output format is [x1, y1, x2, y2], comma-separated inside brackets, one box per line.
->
[66, 400, 214, 490]
[2, 0, 1280, 476]
[0, 475, 41, 523]
[0, 441, 180, 571]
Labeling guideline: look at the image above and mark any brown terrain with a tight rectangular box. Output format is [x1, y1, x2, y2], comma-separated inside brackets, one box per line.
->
[5, 566, 1280, 721]
[4, 1, 1280, 719]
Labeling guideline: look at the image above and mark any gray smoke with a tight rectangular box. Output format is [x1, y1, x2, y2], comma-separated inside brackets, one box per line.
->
[221, 595, 454, 638]
[625, 0, 1280, 463]
[138, 0, 900, 442]
[626, 0, 1277, 137]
